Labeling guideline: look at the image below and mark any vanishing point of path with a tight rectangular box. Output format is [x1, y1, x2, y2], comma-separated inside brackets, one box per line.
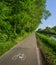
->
[0, 33, 42, 65]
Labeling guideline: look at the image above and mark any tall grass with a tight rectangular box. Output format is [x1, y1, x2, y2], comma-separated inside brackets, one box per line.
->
[36, 33, 56, 65]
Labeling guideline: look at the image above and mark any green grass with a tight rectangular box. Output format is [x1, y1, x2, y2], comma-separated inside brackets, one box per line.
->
[36, 33, 56, 65]
[0, 32, 31, 56]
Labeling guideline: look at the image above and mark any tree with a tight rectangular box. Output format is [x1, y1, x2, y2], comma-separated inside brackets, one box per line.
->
[0, 0, 51, 41]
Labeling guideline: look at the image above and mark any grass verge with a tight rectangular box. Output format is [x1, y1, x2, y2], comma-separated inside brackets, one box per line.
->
[36, 33, 56, 65]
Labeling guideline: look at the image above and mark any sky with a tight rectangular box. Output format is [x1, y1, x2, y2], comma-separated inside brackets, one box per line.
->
[36, 0, 56, 30]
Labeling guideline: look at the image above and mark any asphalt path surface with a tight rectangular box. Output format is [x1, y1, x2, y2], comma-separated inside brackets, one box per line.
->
[0, 33, 41, 65]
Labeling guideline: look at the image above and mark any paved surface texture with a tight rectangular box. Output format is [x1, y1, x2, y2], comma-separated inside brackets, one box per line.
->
[0, 33, 40, 65]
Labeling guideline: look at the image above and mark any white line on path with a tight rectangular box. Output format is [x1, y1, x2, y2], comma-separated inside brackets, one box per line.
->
[36, 47, 42, 65]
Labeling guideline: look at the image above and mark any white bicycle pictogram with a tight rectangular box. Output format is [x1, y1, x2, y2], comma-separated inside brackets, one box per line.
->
[12, 52, 26, 61]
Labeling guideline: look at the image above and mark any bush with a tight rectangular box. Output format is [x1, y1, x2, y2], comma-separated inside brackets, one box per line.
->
[0, 33, 8, 42]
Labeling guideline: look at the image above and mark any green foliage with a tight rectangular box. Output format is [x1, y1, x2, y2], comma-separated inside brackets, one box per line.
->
[36, 33, 56, 65]
[42, 10, 51, 20]
[0, 0, 51, 55]
[0, 33, 8, 42]
[37, 26, 56, 35]
[0, 32, 30, 56]
[0, 0, 50, 40]
[36, 33, 56, 51]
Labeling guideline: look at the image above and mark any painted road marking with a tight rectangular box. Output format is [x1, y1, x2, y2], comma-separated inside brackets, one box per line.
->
[12, 52, 26, 61]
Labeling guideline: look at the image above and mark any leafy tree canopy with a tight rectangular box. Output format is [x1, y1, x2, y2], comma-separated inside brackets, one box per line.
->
[0, 0, 51, 41]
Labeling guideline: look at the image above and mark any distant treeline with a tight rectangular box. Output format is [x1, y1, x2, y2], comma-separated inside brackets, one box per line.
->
[37, 26, 56, 35]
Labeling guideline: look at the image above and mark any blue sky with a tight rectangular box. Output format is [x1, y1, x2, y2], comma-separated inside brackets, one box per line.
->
[37, 0, 56, 30]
